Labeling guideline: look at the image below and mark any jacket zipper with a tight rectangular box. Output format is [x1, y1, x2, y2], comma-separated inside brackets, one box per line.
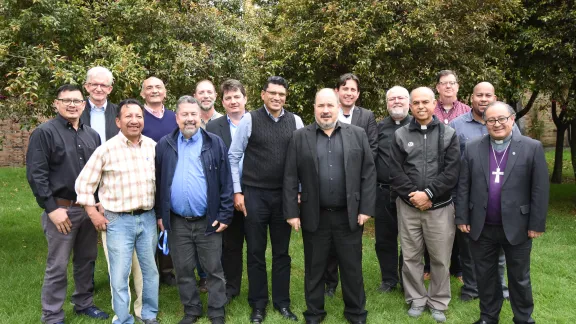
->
[422, 132, 427, 190]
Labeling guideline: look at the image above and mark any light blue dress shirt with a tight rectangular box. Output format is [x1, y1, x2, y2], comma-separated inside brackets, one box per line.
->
[228, 106, 304, 193]
[89, 100, 107, 143]
[170, 130, 207, 217]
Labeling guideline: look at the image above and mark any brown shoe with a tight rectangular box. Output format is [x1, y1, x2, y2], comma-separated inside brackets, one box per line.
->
[198, 278, 208, 293]
[424, 272, 431, 281]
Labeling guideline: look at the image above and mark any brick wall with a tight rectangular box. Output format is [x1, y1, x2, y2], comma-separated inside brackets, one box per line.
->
[0, 119, 32, 167]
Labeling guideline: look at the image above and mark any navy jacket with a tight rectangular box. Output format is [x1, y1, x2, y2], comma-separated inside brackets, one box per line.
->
[155, 127, 234, 233]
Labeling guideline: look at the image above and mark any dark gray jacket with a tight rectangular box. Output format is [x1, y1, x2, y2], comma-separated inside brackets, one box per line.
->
[389, 116, 460, 209]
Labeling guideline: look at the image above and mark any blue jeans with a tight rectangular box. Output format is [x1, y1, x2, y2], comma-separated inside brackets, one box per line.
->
[105, 210, 159, 324]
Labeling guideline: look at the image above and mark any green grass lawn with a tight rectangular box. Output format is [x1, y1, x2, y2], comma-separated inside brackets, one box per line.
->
[0, 150, 574, 324]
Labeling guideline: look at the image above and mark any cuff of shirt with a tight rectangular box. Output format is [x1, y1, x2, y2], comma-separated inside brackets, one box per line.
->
[233, 182, 242, 194]
[424, 188, 434, 199]
[44, 197, 58, 214]
[76, 194, 96, 207]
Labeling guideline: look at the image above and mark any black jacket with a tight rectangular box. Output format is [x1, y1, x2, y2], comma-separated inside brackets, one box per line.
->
[350, 106, 378, 161]
[80, 100, 119, 141]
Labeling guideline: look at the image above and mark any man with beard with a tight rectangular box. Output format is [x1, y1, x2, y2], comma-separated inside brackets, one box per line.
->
[155, 96, 233, 324]
[76, 99, 159, 324]
[195, 80, 223, 129]
[374, 86, 411, 293]
[283, 88, 375, 324]
[449, 82, 517, 302]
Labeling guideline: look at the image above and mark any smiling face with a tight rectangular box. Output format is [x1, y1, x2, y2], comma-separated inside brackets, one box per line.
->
[261, 83, 287, 113]
[116, 103, 144, 142]
[471, 82, 496, 118]
[222, 89, 247, 116]
[140, 77, 166, 106]
[386, 88, 410, 120]
[485, 103, 515, 140]
[84, 73, 113, 105]
[54, 90, 85, 122]
[176, 102, 201, 139]
[194, 81, 217, 111]
[314, 89, 340, 130]
[335, 79, 360, 110]
[410, 87, 436, 125]
[436, 73, 459, 99]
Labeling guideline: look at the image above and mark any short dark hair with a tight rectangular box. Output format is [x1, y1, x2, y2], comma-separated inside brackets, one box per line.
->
[56, 84, 83, 98]
[221, 79, 246, 97]
[436, 70, 458, 83]
[262, 76, 288, 91]
[116, 98, 145, 118]
[336, 73, 360, 91]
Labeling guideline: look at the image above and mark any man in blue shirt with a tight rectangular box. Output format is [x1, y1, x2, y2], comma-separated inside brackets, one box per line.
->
[155, 96, 233, 324]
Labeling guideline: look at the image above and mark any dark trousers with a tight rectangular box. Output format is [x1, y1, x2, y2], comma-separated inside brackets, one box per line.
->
[244, 185, 292, 309]
[323, 247, 339, 290]
[169, 216, 227, 319]
[303, 208, 367, 322]
[157, 240, 174, 277]
[41, 207, 98, 324]
[470, 225, 534, 324]
[222, 209, 245, 298]
[374, 186, 402, 286]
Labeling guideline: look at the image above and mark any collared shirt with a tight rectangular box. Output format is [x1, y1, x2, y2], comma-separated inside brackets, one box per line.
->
[316, 123, 346, 208]
[228, 105, 305, 193]
[26, 114, 101, 213]
[434, 100, 471, 124]
[75, 131, 156, 212]
[200, 110, 223, 129]
[170, 130, 207, 217]
[227, 114, 244, 177]
[376, 115, 412, 184]
[144, 104, 165, 118]
[338, 106, 355, 124]
[89, 99, 107, 143]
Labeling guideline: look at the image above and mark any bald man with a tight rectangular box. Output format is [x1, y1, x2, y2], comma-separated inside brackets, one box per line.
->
[141, 77, 178, 143]
[390, 87, 460, 323]
[283, 89, 375, 324]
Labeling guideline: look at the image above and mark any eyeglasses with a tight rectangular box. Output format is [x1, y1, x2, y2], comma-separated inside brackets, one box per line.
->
[485, 114, 515, 126]
[387, 96, 408, 102]
[266, 91, 287, 98]
[56, 98, 85, 106]
[86, 82, 112, 89]
[438, 81, 457, 86]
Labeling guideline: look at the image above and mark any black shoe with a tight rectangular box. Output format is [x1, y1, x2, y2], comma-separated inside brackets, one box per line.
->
[250, 308, 266, 323]
[348, 321, 366, 324]
[161, 273, 177, 286]
[324, 287, 336, 298]
[305, 315, 326, 324]
[211, 317, 225, 324]
[179, 315, 200, 324]
[198, 277, 208, 293]
[378, 281, 396, 293]
[473, 320, 490, 324]
[460, 294, 477, 302]
[274, 307, 298, 321]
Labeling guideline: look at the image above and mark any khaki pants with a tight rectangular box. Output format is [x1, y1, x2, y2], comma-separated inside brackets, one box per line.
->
[102, 231, 143, 320]
[397, 198, 455, 311]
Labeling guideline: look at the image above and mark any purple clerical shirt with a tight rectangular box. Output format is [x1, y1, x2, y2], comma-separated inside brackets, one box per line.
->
[486, 148, 510, 225]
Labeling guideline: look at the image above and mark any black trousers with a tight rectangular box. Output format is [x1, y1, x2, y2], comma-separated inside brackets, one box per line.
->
[303, 209, 367, 322]
[374, 186, 402, 286]
[244, 185, 292, 309]
[470, 225, 534, 324]
[222, 209, 245, 298]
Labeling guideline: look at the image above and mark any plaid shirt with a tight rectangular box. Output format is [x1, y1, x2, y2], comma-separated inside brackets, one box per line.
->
[75, 131, 156, 212]
[434, 100, 471, 125]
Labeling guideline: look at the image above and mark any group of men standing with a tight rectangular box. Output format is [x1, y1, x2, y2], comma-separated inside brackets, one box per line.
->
[26, 67, 549, 324]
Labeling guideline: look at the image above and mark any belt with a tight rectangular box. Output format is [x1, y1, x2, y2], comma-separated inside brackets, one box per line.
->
[125, 209, 149, 216]
[171, 211, 206, 222]
[377, 182, 390, 190]
[321, 207, 346, 212]
[55, 198, 81, 208]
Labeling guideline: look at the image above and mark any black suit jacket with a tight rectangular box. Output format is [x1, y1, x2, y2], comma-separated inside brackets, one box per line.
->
[455, 134, 549, 245]
[283, 123, 376, 232]
[351, 106, 378, 161]
[206, 115, 232, 149]
[80, 100, 119, 141]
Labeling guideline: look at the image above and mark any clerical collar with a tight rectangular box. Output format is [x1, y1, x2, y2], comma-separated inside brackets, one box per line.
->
[490, 133, 512, 152]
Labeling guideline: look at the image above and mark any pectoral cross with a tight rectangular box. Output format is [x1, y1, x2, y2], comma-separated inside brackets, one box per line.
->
[492, 167, 504, 183]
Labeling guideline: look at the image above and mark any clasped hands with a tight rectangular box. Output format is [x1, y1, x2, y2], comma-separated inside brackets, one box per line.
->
[409, 191, 432, 211]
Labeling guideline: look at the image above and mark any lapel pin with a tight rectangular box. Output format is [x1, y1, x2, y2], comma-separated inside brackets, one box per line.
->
[512, 152, 516, 155]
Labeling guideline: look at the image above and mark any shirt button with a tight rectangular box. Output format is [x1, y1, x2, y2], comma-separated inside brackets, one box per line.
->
[79, 157, 83, 160]
[330, 165, 332, 167]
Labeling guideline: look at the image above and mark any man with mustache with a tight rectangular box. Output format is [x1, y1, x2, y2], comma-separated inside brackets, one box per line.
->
[283, 88, 375, 324]
[374, 86, 411, 293]
[76, 99, 159, 324]
[194, 79, 223, 129]
[155, 96, 233, 324]
[27, 84, 108, 324]
[390, 87, 461, 323]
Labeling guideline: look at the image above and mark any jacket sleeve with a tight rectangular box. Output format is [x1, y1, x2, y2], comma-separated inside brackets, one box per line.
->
[455, 142, 471, 225]
[154, 142, 163, 219]
[282, 133, 300, 220]
[424, 132, 461, 199]
[359, 131, 376, 217]
[217, 138, 234, 225]
[389, 131, 418, 199]
[529, 142, 549, 232]
[26, 128, 58, 213]
[366, 111, 378, 162]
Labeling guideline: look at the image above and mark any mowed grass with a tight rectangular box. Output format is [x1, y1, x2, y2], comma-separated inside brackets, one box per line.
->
[0, 150, 574, 324]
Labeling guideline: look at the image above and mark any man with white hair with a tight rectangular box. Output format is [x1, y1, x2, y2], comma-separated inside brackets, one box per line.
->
[283, 88, 375, 324]
[374, 86, 411, 293]
[389, 87, 461, 322]
[81, 66, 118, 142]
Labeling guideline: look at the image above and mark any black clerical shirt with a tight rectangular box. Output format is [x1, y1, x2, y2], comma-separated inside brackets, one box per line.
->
[316, 123, 346, 209]
[376, 115, 412, 184]
[26, 114, 101, 213]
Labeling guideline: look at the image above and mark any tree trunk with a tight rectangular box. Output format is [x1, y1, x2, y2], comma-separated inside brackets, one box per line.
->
[551, 125, 568, 183]
[570, 119, 576, 181]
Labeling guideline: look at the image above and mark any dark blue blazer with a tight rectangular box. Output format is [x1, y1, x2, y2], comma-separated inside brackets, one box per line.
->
[154, 127, 234, 233]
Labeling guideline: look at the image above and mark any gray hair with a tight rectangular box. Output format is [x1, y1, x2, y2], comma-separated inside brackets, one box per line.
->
[482, 101, 516, 120]
[409, 87, 436, 102]
[176, 95, 200, 113]
[386, 86, 409, 99]
[85, 66, 114, 85]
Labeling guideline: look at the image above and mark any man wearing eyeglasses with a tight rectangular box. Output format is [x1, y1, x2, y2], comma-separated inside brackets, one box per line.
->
[81, 66, 119, 142]
[26, 84, 109, 324]
[455, 101, 549, 324]
[229, 76, 304, 323]
[374, 86, 412, 294]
